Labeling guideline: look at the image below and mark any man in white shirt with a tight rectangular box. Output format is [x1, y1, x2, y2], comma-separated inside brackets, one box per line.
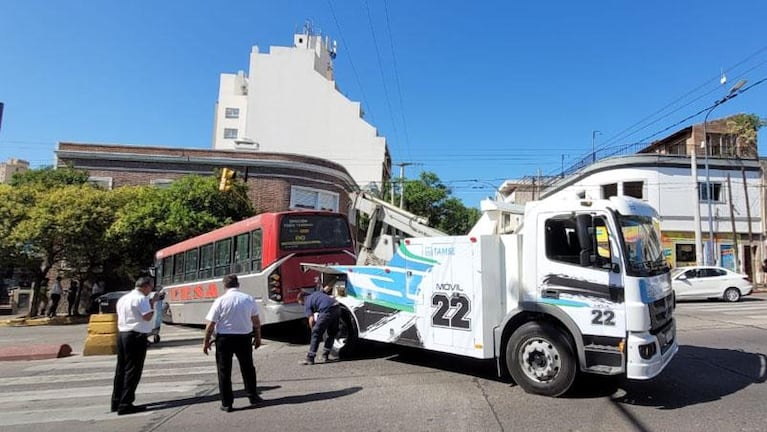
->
[111, 276, 156, 415]
[203, 274, 262, 412]
[47, 276, 63, 317]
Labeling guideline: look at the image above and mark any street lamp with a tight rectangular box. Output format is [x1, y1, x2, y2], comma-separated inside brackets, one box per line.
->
[701, 79, 747, 266]
[592, 130, 602, 163]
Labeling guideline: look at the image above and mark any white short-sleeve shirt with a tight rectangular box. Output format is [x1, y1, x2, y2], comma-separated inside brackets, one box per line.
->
[205, 288, 259, 335]
[116, 289, 153, 333]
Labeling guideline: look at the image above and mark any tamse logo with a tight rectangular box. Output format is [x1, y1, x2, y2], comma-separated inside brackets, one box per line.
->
[425, 246, 455, 257]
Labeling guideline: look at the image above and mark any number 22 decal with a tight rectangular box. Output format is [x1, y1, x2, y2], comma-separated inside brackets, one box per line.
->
[431, 293, 471, 330]
[591, 309, 616, 326]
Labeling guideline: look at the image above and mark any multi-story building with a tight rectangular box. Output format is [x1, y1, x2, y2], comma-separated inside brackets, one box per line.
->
[212, 26, 391, 191]
[498, 115, 763, 278]
[0, 158, 29, 183]
[55, 142, 357, 216]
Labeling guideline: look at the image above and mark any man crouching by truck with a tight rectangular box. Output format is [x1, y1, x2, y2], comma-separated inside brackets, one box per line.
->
[297, 276, 341, 365]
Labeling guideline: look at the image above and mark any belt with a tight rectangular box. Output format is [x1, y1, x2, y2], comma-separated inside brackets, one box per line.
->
[119, 330, 149, 335]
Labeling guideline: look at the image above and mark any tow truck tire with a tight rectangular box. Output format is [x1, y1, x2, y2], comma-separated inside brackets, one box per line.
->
[334, 309, 359, 359]
[506, 321, 576, 397]
[723, 287, 741, 302]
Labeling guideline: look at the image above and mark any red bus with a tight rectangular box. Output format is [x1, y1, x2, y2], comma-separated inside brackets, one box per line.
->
[155, 211, 356, 325]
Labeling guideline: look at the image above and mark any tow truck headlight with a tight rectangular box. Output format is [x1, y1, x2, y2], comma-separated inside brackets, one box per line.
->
[638, 342, 657, 359]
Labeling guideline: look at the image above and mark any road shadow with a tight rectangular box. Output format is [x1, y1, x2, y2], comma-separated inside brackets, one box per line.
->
[143, 385, 362, 412]
[144, 385, 282, 411]
[382, 345, 500, 381]
[149, 337, 203, 349]
[232, 386, 362, 411]
[567, 344, 767, 407]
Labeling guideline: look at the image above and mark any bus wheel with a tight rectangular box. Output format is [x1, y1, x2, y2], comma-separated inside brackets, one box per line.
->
[506, 321, 576, 397]
[333, 309, 358, 359]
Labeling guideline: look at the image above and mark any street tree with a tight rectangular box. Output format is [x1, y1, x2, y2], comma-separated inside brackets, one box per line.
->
[107, 174, 255, 275]
[402, 171, 480, 235]
[726, 113, 766, 158]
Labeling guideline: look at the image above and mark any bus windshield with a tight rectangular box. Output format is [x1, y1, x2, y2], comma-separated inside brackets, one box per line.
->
[619, 215, 668, 277]
[279, 214, 352, 251]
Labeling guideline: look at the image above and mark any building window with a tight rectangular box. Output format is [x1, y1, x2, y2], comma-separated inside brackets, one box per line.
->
[224, 128, 238, 139]
[150, 179, 174, 188]
[707, 133, 737, 157]
[675, 243, 696, 263]
[225, 108, 240, 119]
[289, 186, 339, 212]
[623, 181, 644, 199]
[602, 183, 617, 199]
[88, 176, 113, 190]
[698, 182, 723, 202]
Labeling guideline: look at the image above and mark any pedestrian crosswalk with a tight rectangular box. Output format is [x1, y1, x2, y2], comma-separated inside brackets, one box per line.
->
[676, 299, 767, 321]
[0, 324, 223, 428]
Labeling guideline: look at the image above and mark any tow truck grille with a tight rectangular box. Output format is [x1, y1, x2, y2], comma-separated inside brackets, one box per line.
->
[649, 293, 674, 331]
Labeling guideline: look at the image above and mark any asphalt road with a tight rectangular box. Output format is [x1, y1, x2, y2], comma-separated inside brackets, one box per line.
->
[0, 293, 765, 432]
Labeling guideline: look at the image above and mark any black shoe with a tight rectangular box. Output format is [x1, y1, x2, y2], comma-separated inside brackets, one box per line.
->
[219, 405, 233, 413]
[248, 395, 264, 405]
[301, 357, 315, 365]
[117, 405, 146, 415]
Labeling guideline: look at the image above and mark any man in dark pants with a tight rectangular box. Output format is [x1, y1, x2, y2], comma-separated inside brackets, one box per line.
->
[297, 276, 341, 365]
[203, 274, 262, 412]
[111, 276, 156, 415]
[48, 276, 62, 317]
[67, 280, 79, 316]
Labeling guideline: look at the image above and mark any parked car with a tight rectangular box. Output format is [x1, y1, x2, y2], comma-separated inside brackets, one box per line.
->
[671, 266, 753, 302]
[95, 291, 130, 314]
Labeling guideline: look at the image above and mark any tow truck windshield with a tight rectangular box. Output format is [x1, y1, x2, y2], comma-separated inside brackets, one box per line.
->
[619, 215, 668, 277]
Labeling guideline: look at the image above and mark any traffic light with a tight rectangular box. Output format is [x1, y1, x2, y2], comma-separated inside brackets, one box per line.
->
[218, 168, 236, 192]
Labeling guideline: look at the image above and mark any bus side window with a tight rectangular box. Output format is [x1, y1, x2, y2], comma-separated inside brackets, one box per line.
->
[173, 253, 185, 283]
[214, 238, 232, 277]
[162, 256, 174, 285]
[185, 248, 199, 281]
[251, 229, 262, 272]
[200, 243, 214, 280]
[234, 233, 250, 273]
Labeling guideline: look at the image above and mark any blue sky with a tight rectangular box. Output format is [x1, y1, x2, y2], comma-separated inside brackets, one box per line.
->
[1, 1, 766, 206]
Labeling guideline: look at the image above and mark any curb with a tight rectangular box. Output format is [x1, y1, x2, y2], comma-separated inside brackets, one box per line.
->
[0, 316, 90, 327]
[0, 344, 73, 361]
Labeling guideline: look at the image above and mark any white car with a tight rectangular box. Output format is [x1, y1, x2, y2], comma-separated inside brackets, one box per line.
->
[671, 266, 753, 302]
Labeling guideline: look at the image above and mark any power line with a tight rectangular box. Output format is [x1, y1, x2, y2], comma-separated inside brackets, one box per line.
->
[382, 0, 412, 163]
[363, 0, 401, 151]
[326, 0, 377, 125]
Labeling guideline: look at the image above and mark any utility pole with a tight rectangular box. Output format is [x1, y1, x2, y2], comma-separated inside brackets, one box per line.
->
[727, 174, 739, 271]
[742, 165, 754, 280]
[591, 130, 601, 163]
[395, 162, 415, 209]
[691, 148, 704, 265]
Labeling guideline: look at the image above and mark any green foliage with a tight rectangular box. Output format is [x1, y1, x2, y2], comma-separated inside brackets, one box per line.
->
[1, 171, 255, 312]
[9, 165, 90, 188]
[726, 113, 766, 158]
[403, 171, 480, 235]
[108, 175, 255, 274]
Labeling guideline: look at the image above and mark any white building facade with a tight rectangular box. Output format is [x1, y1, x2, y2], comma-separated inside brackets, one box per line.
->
[535, 155, 762, 274]
[213, 30, 390, 191]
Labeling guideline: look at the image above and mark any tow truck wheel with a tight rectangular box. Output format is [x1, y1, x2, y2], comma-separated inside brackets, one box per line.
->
[723, 287, 741, 302]
[333, 309, 359, 358]
[506, 321, 576, 397]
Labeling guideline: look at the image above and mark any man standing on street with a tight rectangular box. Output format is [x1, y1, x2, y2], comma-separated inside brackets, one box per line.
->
[297, 276, 341, 365]
[67, 280, 79, 317]
[111, 276, 156, 415]
[47, 276, 63, 317]
[203, 274, 263, 412]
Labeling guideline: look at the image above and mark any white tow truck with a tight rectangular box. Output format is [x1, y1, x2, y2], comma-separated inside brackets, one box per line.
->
[308, 193, 677, 397]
